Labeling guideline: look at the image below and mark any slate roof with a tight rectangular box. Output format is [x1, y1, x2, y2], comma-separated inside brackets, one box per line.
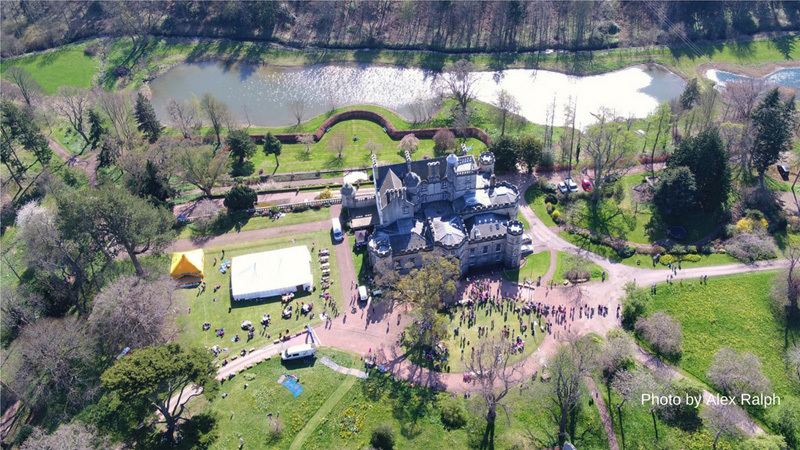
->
[464, 213, 510, 240]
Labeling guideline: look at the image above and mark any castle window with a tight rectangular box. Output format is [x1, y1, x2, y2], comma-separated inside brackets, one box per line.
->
[483, 246, 488, 254]
[495, 243, 502, 252]
[403, 207, 409, 214]
[469, 248, 475, 257]
[495, 254, 502, 262]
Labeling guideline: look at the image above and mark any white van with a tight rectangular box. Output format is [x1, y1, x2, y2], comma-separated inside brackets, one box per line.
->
[358, 285, 369, 301]
[281, 344, 317, 361]
[331, 218, 343, 242]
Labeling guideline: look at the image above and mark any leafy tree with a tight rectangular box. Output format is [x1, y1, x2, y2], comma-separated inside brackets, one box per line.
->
[1, 100, 53, 200]
[668, 127, 730, 211]
[129, 159, 175, 207]
[226, 129, 256, 164]
[652, 166, 698, 216]
[262, 131, 282, 167]
[768, 397, 800, 449]
[101, 343, 215, 444]
[58, 185, 175, 276]
[174, 143, 229, 198]
[621, 282, 650, 326]
[646, 101, 675, 178]
[134, 92, 163, 143]
[223, 184, 257, 213]
[490, 135, 519, 173]
[679, 78, 700, 110]
[370, 422, 395, 450]
[750, 88, 797, 186]
[518, 134, 543, 174]
[200, 93, 232, 146]
[88, 109, 106, 150]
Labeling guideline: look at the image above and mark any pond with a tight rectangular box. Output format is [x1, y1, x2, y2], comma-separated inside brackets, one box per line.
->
[149, 62, 686, 129]
[705, 67, 800, 91]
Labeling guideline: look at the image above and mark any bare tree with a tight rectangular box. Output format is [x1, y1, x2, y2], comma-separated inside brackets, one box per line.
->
[54, 86, 93, 147]
[192, 198, 220, 233]
[702, 407, 742, 450]
[89, 274, 182, 353]
[706, 348, 771, 398]
[634, 311, 683, 358]
[598, 329, 634, 381]
[441, 59, 478, 113]
[21, 422, 105, 450]
[364, 139, 381, 156]
[465, 337, 521, 426]
[98, 91, 136, 145]
[166, 98, 200, 139]
[327, 130, 347, 159]
[174, 143, 229, 198]
[492, 89, 520, 136]
[612, 369, 670, 443]
[398, 134, 420, 154]
[288, 98, 307, 127]
[534, 336, 597, 445]
[5, 66, 43, 106]
[722, 78, 767, 123]
[297, 133, 315, 153]
[583, 109, 637, 200]
[200, 93, 232, 146]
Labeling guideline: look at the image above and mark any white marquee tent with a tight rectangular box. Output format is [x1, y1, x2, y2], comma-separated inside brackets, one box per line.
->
[230, 246, 313, 301]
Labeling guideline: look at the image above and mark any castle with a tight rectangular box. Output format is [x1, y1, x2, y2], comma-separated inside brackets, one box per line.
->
[340, 150, 526, 276]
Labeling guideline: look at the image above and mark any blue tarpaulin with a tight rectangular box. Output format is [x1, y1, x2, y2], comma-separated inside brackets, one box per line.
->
[282, 378, 304, 397]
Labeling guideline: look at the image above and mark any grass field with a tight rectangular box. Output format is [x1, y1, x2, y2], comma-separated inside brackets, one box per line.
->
[0, 43, 101, 94]
[503, 250, 552, 283]
[176, 208, 330, 240]
[177, 230, 340, 361]
[552, 251, 605, 284]
[647, 272, 800, 399]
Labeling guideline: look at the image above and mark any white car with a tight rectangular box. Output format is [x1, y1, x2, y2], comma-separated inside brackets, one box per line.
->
[566, 178, 579, 193]
[521, 244, 534, 256]
[557, 182, 569, 194]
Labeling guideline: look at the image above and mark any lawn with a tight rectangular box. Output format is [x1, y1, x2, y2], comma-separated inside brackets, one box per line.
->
[552, 251, 605, 284]
[402, 294, 546, 374]
[524, 183, 557, 228]
[647, 272, 800, 400]
[177, 230, 340, 361]
[176, 208, 331, 240]
[0, 43, 101, 94]
[503, 250, 552, 283]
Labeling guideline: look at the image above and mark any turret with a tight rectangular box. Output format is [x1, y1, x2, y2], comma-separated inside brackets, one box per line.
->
[478, 151, 495, 174]
[340, 182, 356, 208]
[503, 220, 524, 269]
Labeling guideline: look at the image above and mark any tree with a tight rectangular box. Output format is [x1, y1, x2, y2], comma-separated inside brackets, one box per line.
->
[21, 422, 105, 450]
[751, 88, 797, 186]
[263, 131, 282, 167]
[175, 143, 229, 198]
[192, 199, 220, 234]
[583, 109, 637, 200]
[5, 66, 42, 106]
[490, 135, 520, 173]
[679, 78, 700, 110]
[518, 135, 543, 174]
[702, 407, 742, 450]
[90, 274, 181, 353]
[1, 100, 53, 201]
[101, 343, 215, 443]
[441, 59, 478, 113]
[493, 89, 520, 136]
[223, 184, 257, 213]
[98, 92, 136, 145]
[652, 166, 698, 216]
[768, 397, 800, 449]
[200, 93, 232, 146]
[327, 130, 347, 159]
[370, 422, 395, 450]
[226, 129, 256, 164]
[58, 185, 176, 276]
[598, 329, 634, 381]
[621, 282, 650, 326]
[465, 336, 521, 427]
[134, 92, 162, 143]
[297, 134, 315, 153]
[635, 311, 683, 357]
[534, 337, 597, 445]
[722, 78, 766, 123]
[398, 134, 420, 155]
[433, 129, 456, 157]
[706, 348, 771, 398]
[364, 139, 381, 156]
[130, 159, 175, 206]
[54, 86, 93, 147]
[646, 101, 674, 178]
[288, 98, 307, 126]
[166, 98, 200, 139]
[668, 126, 730, 211]
[88, 109, 106, 151]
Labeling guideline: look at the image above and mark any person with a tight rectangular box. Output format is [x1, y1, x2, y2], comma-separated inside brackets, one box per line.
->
[222, 249, 225, 258]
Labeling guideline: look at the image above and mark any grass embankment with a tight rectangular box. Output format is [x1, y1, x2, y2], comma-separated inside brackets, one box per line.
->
[0, 42, 101, 93]
[177, 230, 339, 360]
[552, 251, 605, 284]
[503, 250, 551, 283]
[176, 208, 330, 240]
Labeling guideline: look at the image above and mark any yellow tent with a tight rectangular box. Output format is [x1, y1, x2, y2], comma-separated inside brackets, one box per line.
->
[170, 249, 204, 286]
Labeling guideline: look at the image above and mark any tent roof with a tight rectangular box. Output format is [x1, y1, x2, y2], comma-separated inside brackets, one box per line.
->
[170, 249, 204, 276]
[231, 246, 313, 300]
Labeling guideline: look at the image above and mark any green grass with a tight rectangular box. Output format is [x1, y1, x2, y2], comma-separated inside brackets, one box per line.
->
[524, 183, 557, 227]
[176, 208, 330, 240]
[552, 251, 605, 284]
[402, 298, 546, 374]
[648, 272, 800, 399]
[502, 250, 551, 283]
[1, 43, 101, 94]
[289, 372, 358, 450]
[177, 230, 339, 360]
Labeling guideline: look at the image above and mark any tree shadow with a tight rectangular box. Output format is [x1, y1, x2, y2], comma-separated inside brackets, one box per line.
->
[478, 420, 495, 450]
[770, 35, 798, 60]
[174, 412, 219, 450]
[353, 50, 380, 65]
[729, 37, 756, 61]
[580, 200, 630, 240]
[323, 156, 346, 169]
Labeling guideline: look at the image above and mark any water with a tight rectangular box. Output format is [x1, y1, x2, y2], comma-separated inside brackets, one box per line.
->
[706, 67, 800, 91]
[149, 62, 686, 128]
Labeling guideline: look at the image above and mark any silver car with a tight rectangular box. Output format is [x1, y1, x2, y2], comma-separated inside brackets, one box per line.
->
[566, 178, 579, 193]
[557, 182, 568, 194]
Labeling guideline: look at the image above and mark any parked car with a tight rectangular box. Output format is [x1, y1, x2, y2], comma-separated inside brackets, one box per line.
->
[777, 164, 791, 180]
[582, 178, 593, 191]
[557, 182, 568, 194]
[521, 233, 532, 245]
[566, 178, 579, 193]
[521, 244, 534, 256]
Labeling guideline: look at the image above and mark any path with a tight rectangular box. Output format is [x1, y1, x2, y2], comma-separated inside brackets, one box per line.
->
[585, 376, 620, 450]
[289, 375, 358, 450]
[319, 357, 369, 378]
[633, 344, 764, 436]
[47, 138, 97, 187]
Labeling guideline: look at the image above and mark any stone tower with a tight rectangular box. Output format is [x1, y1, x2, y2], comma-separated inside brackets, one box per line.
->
[503, 220, 524, 269]
[340, 182, 356, 208]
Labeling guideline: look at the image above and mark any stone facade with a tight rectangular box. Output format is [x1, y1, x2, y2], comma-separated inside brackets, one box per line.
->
[341, 151, 526, 276]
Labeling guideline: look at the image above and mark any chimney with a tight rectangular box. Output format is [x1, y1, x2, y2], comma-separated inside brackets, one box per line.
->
[489, 173, 496, 190]
[405, 150, 412, 172]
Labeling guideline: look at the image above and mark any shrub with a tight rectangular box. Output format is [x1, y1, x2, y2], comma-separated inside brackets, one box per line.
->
[292, 203, 309, 212]
[613, 182, 625, 200]
[370, 422, 395, 450]
[669, 244, 689, 255]
[83, 44, 101, 56]
[788, 216, 800, 233]
[545, 202, 554, 213]
[659, 254, 676, 266]
[735, 217, 769, 234]
[545, 193, 558, 205]
[551, 210, 561, 222]
[564, 269, 590, 281]
[726, 232, 777, 261]
[539, 149, 555, 167]
[650, 245, 665, 256]
[441, 400, 468, 429]
[683, 254, 701, 262]
[700, 245, 714, 255]
[617, 245, 636, 258]
[723, 224, 738, 238]
[223, 184, 257, 214]
[267, 418, 285, 442]
[539, 178, 557, 194]
[316, 187, 333, 200]
[112, 65, 131, 78]
[433, 129, 456, 156]
[269, 205, 281, 215]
